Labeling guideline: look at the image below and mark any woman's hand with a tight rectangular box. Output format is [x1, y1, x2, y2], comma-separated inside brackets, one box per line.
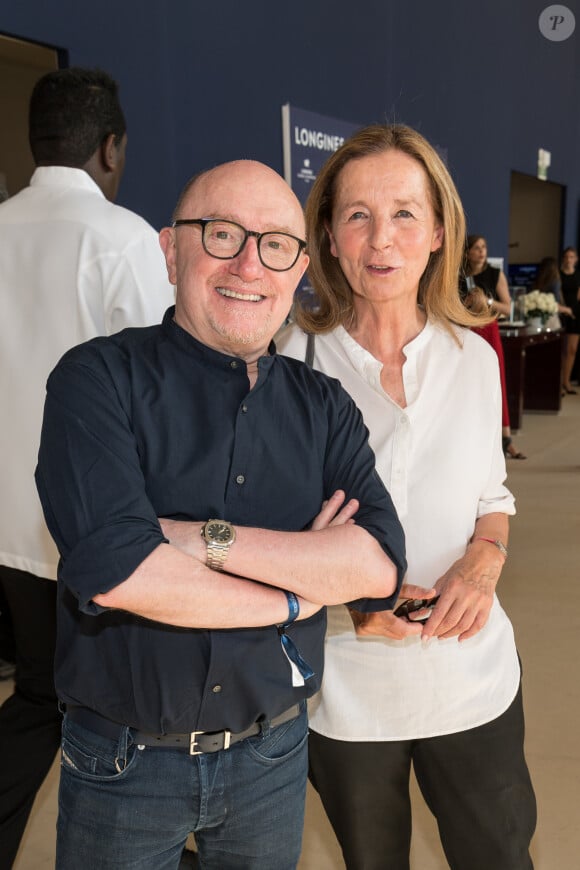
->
[349, 583, 438, 639]
[464, 288, 490, 316]
[421, 542, 505, 642]
[351, 531, 505, 643]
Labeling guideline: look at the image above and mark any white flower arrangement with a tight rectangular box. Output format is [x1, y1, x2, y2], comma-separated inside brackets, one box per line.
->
[521, 290, 559, 323]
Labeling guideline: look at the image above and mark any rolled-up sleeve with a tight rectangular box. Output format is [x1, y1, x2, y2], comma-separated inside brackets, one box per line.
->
[476, 361, 516, 519]
[35, 349, 166, 614]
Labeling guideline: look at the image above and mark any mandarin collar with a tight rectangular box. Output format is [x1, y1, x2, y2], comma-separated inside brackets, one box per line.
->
[162, 306, 276, 373]
[334, 318, 434, 373]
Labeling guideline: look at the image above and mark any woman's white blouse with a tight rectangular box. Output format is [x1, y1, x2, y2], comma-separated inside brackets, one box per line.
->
[277, 320, 520, 740]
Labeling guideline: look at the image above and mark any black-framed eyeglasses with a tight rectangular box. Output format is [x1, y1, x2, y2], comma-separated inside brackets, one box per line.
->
[172, 218, 307, 272]
[393, 595, 440, 623]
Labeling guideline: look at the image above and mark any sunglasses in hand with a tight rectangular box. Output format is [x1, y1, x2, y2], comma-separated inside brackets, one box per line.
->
[393, 595, 441, 623]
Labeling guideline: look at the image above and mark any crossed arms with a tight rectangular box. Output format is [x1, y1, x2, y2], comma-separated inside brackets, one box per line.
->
[93, 492, 400, 629]
[36, 349, 406, 632]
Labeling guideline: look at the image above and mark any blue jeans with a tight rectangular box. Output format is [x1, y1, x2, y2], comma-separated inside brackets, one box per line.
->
[57, 705, 308, 869]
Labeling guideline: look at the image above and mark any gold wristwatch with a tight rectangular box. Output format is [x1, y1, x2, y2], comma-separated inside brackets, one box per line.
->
[200, 519, 236, 571]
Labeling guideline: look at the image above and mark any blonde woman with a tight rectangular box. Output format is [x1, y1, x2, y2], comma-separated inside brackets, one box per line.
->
[279, 124, 535, 870]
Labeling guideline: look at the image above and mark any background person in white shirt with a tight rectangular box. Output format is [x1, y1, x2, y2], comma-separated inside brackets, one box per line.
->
[0, 67, 174, 868]
[278, 124, 536, 870]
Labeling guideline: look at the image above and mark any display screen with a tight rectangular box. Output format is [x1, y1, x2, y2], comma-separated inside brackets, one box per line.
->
[508, 263, 538, 292]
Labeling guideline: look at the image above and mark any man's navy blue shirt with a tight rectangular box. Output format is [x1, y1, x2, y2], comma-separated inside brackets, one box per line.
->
[36, 307, 406, 733]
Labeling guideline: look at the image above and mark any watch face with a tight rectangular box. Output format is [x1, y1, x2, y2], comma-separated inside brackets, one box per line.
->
[207, 522, 233, 544]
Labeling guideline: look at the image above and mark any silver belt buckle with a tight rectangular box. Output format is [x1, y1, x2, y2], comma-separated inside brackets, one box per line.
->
[189, 730, 204, 755]
[189, 729, 231, 755]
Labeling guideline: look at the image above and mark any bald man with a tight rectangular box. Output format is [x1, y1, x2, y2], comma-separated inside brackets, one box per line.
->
[35, 160, 406, 870]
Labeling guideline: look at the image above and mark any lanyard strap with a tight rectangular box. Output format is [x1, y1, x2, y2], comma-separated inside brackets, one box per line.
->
[278, 591, 315, 686]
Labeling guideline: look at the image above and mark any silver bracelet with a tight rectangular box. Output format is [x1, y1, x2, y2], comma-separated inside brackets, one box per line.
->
[472, 536, 508, 560]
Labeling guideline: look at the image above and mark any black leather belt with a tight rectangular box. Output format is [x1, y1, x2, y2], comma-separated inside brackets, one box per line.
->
[66, 704, 301, 756]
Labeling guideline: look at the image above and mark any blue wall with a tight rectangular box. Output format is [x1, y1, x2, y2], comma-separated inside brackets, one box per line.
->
[2, 0, 579, 264]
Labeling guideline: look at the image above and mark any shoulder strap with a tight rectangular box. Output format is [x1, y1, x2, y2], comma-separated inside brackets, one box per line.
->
[305, 333, 315, 368]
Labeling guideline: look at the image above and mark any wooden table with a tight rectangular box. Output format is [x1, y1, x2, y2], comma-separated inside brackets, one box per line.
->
[499, 326, 563, 431]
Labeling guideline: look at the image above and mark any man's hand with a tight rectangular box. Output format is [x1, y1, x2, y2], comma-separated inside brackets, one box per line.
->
[158, 517, 324, 623]
[157, 491, 360, 625]
[159, 490, 358, 560]
[349, 583, 438, 639]
[310, 490, 359, 530]
[157, 486, 398, 606]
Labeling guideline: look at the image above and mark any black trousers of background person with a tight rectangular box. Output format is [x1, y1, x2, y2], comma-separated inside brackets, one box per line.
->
[308, 682, 536, 870]
[0, 566, 61, 870]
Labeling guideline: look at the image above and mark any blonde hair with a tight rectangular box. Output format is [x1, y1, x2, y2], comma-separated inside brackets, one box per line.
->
[296, 124, 491, 335]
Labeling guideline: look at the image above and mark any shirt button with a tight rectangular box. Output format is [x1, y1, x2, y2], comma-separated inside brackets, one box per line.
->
[236, 474, 245, 485]
[241, 404, 248, 413]
[230, 361, 239, 369]
[212, 684, 222, 694]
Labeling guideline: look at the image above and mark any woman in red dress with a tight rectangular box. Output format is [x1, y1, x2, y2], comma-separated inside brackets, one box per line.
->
[462, 235, 526, 459]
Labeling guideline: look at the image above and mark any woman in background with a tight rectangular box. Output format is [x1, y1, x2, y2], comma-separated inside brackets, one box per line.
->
[558, 247, 580, 394]
[536, 256, 561, 300]
[536, 255, 573, 318]
[463, 234, 511, 317]
[536, 257, 574, 397]
[278, 124, 535, 870]
[463, 235, 526, 459]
